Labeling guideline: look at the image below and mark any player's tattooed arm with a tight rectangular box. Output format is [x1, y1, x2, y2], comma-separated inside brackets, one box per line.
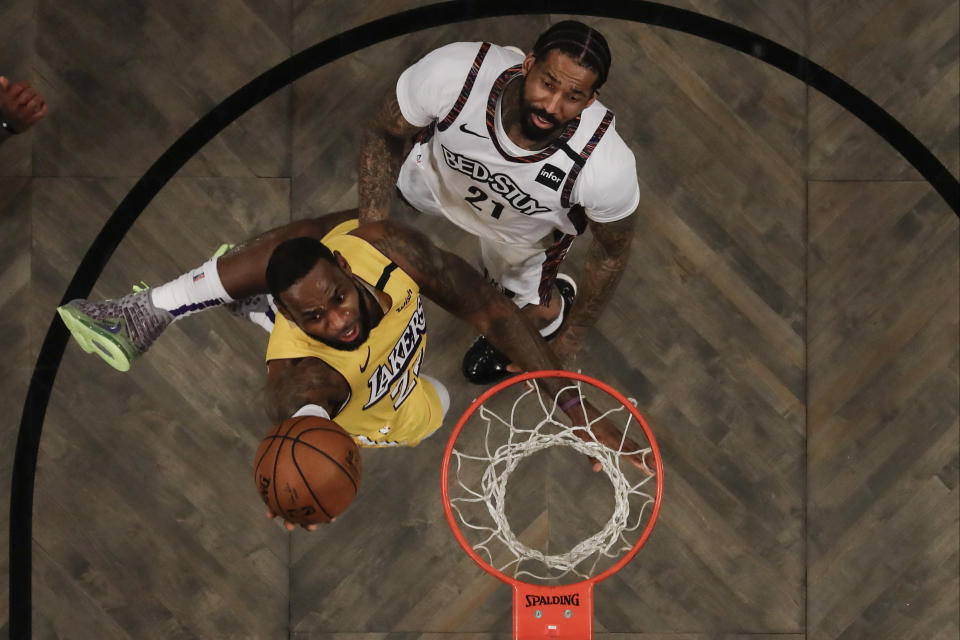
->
[359, 220, 649, 472]
[552, 214, 636, 360]
[264, 357, 351, 425]
[358, 221, 564, 374]
[357, 91, 423, 224]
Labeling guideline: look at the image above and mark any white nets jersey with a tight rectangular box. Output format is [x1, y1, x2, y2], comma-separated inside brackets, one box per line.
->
[396, 42, 640, 253]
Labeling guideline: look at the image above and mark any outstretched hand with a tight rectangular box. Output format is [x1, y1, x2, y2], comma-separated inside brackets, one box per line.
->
[0, 76, 48, 133]
[565, 401, 652, 475]
[266, 508, 333, 532]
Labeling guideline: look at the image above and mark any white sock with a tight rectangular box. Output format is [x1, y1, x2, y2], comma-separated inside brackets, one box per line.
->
[539, 294, 565, 337]
[149, 258, 233, 320]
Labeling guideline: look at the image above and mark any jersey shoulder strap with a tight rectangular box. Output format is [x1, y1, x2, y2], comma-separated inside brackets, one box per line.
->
[559, 109, 615, 208]
[437, 42, 492, 132]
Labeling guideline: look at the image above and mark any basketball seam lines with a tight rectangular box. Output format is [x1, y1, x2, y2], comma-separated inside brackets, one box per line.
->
[290, 445, 334, 521]
[272, 417, 309, 521]
[288, 429, 361, 492]
[261, 426, 360, 524]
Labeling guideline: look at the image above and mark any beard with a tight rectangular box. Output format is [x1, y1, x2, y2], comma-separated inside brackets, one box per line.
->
[307, 281, 373, 351]
[518, 85, 563, 141]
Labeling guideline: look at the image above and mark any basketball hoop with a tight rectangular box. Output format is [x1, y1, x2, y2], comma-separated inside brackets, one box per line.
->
[441, 370, 663, 639]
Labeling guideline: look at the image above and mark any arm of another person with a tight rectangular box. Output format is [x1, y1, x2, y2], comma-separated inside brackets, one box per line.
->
[263, 357, 351, 530]
[357, 42, 483, 224]
[550, 213, 636, 361]
[551, 134, 640, 361]
[0, 76, 48, 144]
[357, 91, 422, 224]
[355, 221, 648, 472]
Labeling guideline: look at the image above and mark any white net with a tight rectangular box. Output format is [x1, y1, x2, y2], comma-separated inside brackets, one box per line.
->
[447, 377, 658, 583]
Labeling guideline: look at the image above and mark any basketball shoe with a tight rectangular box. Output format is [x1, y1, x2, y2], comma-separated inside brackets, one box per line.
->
[462, 274, 577, 385]
[56, 243, 236, 372]
[57, 289, 173, 372]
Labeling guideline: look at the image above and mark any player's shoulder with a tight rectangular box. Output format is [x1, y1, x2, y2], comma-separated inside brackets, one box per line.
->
[415, 41, 522, 74]
[351, 221, 440, 282]
[574, 105, 639, 215]
[349, 220, 390, 243]
[485, 42, 526, 66]
[582, 107, 636, 175]
[581, 99, 634, 156]
[414, 41, 489, 73]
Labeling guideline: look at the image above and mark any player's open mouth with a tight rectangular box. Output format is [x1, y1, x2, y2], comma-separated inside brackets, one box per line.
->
[341, 324, 359, 342]
[532, 113, 554, 129]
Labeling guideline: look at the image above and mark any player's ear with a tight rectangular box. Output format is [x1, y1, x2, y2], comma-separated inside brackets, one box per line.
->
[334, 250, 352, 275]
[585, 89, 598, 109]
[521, 53, 537, 76]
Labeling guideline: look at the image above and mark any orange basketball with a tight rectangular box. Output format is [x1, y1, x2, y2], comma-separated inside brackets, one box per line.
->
[253, 415, 362, 525]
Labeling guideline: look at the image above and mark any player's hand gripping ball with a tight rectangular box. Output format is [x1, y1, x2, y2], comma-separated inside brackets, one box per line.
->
[254, 416, 362, 526]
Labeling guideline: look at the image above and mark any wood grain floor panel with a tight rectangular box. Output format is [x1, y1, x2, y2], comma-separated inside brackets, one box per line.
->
[0, 178, 32, 628]
[807, 181, 958, 640]
[32, 0, 292, 179]
[808, 0, 960, 179]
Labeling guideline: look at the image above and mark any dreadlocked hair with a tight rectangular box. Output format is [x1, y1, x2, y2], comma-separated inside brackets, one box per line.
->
[531, 20, 612, 90]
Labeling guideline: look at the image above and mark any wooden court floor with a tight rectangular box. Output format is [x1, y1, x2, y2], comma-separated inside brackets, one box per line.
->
[1, 1, 957, 638]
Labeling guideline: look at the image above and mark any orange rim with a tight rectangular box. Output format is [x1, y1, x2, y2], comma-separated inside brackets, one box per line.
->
[440, 370, 663, 589]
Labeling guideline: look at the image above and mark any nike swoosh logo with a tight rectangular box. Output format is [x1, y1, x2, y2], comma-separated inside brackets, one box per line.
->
[104, 322, 123, 334]
[359, 346, 371, 373]
[459, 123, 487, 139]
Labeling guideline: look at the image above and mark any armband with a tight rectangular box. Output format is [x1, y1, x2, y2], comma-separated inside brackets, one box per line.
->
[292, 404, 331, 420]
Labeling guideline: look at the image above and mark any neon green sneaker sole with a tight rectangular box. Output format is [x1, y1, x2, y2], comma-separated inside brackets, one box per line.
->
[212, 243, 234, 259]
[57, 304, 137, 372]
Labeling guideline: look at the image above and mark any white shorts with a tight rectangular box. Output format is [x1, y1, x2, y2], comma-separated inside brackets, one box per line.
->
[477, 236, 551, 307]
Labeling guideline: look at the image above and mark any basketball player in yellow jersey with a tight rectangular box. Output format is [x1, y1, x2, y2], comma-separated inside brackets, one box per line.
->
[263, 219, 445, 449]
[254, 214, 576, 448]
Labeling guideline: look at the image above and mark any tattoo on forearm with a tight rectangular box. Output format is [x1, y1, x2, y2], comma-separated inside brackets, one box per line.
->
[265, 359, 348, 425]
[564, 216, 636, 338]
[358, 131, 403, 223]
[358, 95, 419, 224]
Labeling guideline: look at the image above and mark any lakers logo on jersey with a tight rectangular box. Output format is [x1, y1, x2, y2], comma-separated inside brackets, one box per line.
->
[364, 297, 427, 409]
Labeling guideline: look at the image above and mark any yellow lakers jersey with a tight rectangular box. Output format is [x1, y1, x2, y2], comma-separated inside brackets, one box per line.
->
[265, 221, 443, 447]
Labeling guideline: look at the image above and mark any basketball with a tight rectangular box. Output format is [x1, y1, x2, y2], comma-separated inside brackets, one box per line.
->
[253, 415, 362, 525]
